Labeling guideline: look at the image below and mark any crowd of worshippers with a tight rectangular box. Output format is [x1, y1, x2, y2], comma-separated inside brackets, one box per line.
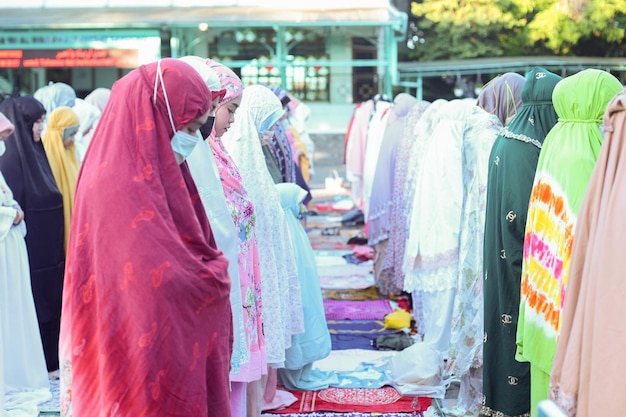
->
[344, 67, 625, 417]
[0, 57, 334, 417]
[2, 57, 625, 417]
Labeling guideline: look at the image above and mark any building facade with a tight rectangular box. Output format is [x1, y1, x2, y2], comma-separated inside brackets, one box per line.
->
[0, 1, 407, 103]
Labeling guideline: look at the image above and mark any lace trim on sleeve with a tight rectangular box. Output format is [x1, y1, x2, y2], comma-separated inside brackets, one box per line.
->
[501, 127, 542, 150]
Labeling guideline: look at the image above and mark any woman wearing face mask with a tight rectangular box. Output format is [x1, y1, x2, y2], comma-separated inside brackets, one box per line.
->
[42, 106, 80, 252]
[0, 110, 51, 415]
[222, 84, 304, 415]
[0, 95, 65, 377]
[58, 58, 232, 417]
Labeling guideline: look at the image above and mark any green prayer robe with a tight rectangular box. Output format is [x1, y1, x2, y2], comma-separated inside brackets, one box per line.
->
[482, 67, 562, 417]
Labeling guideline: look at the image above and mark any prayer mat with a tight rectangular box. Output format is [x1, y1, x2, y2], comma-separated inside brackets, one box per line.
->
[267, 387, 431, 414]
[309, 230, 355, 251]
[315, 253, 352, 267]
[328, 319, 395, 350]
[314, 249, 354, 258]
[38, 379, 60, 414]
[322, 285, 381, 301]
[310, 240, 353, 251]
[312, 202, 354, 213]
[304, 216, 344, 230]
[318, 273, 375, 290]
[317, 261, 374, 290]
[316, 261, 372, 278]
[324, 299, 393, 321]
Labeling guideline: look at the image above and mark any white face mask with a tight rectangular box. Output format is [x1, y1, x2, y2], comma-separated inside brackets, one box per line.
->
[171, 131, 201, 164]
[154, 60, 201, 164]
[0, 141, 5, 157]
[259, 129, 274, 146]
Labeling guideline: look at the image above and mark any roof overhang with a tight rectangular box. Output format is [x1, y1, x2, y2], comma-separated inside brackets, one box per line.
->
[398, 56, 626, 79]
[0, 2, 406, 31]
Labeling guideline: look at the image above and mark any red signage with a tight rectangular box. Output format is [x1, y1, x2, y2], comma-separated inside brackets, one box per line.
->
[0, 48, 139, 68]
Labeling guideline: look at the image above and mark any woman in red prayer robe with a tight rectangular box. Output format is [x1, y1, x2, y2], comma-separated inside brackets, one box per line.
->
[58, 58, 232, 417]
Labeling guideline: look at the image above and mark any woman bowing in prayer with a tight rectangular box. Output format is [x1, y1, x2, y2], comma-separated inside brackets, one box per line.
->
[517, 68, 623, 415]
[181, 55, 262, 417]
[0, 95, 65, 376]
[42, 106, 80, 251]
[199, 58, 268, 417]
[58, 58, 232, 417]
[443, 92, 504, 417]
[0, 111, 51, 415]
[75, 87, 111, 162]
[550, 86, 626, 417]
[276, 182, 335, 391]
[482, 67, 561, 417]
[367, 93, 418, 296]
[222, 84, 304, 414]
[72, 98, 101, 164]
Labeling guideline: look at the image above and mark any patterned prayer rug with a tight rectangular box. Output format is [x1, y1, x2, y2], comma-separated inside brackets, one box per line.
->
[324, 299, 393, 321]
[322, 286, 381, 300]
[266, 387, 431, 414]
[317, 262, 375, 290]
[327, 319, 395, 351]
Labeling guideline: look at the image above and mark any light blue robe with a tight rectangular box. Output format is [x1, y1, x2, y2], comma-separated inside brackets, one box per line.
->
[275, 183, 337, 390]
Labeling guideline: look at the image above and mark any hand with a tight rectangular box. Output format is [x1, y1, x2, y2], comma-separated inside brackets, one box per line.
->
[13, 208, 24, 225]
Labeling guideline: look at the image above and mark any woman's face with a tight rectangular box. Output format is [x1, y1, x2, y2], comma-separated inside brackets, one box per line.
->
[214, 95, 242, 138]
[63, 132, 77, 149]
[32, 115, 45, 142]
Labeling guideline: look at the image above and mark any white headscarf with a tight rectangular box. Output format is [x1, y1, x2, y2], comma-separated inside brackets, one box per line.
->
[179, 56, 222, 92]
[84, 88, 111, 113]
[184, 60, 247, 375]
[34, 82, 76, 114]
[72, 98, 101, 164]
[222, 84, 303, 366]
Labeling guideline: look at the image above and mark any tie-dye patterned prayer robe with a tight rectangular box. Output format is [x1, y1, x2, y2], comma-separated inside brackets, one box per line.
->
[517, 69, 623, 413]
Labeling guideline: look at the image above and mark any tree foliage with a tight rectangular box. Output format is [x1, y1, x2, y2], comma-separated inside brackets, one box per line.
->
[405, 0, 626, 61]
[528, 0, 626, 54]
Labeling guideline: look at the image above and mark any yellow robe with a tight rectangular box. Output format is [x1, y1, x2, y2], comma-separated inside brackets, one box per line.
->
[42, 106, 80, 251]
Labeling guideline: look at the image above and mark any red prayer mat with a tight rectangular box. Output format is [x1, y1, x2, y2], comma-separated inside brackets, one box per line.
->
[312, 202, 354, 213]
[267, 387, 431, 414]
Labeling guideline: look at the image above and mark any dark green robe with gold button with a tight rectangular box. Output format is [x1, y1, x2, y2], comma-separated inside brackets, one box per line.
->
[482, 67, 562, 417]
